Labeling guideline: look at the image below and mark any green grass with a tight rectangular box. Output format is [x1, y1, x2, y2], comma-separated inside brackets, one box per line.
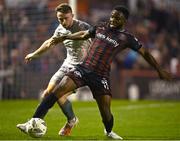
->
[0, 100, 180, 140]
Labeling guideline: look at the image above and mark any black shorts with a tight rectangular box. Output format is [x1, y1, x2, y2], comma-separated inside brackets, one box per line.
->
[67, 65, 111, 98]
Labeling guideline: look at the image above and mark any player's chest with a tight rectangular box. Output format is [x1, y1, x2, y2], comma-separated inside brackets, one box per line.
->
[95, 30, 120, 48]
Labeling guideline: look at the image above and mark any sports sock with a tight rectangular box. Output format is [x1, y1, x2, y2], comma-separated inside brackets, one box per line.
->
[103, 115, 114, 133]
[33, 93, 58, 119]
[58, 100, 75, 121]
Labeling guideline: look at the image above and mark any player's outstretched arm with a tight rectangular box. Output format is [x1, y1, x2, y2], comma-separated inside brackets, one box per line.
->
[65, 30, 91, 40]
[25, 37, 58, 63]
[137, 47, 172, 81]
[50, 30, 91, 45]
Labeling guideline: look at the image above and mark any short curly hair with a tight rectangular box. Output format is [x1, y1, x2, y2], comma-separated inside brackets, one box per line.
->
[113, 5, 129, 19]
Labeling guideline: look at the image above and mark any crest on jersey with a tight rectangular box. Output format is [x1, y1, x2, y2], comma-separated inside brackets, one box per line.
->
[74, 70, 82, 78]
[101, 78, 109, 90]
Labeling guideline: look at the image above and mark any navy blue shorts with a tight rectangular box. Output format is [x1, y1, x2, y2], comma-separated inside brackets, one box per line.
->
[66, 65, 111, 98]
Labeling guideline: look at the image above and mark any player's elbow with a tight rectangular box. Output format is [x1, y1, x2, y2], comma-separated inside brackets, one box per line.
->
[45, 39, 55, 48]
[45, 40, 51, 48]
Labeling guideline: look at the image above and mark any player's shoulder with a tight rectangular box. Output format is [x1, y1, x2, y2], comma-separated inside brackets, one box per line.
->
[55, 24, 66, 32]
[56, 24, 64, 29]
[119, 30, 136, 39]
[54, 24, 70, 36]
[121, 30, 142, 48]
[74, 19, 91, 29]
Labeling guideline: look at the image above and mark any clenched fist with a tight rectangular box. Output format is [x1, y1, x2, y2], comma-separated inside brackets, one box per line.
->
[25, 53, 39, 63]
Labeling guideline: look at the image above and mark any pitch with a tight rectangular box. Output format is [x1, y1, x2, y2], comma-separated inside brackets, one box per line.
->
[0, 100, 179, 140]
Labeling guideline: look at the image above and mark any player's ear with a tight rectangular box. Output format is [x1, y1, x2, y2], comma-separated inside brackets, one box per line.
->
[122, 15, 126, 23]
[72, 13, 74, 18]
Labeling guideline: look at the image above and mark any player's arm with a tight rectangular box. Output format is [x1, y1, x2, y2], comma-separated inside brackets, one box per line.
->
[128, 35, 172, 81]
[64, 30, 91, 40]
[51, 30, 91, 45]
[137, 47, 172, 81]
[25, 37, 58, 63]
[51, 26, 96, 44]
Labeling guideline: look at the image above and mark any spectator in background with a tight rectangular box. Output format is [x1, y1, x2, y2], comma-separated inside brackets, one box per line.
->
[0, 0, 179, 101]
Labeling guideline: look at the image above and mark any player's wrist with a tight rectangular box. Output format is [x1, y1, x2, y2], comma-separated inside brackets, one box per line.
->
[32, 52, 40, 58]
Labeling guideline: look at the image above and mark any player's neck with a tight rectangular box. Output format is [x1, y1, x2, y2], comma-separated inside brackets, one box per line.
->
[119, 27, 125, 32]
[110, 26, 125, 31]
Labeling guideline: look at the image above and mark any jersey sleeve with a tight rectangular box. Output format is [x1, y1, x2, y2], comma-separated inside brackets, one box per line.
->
[53, 25, 70, 38]
[88, 26, 96, 38]
[128, 35, 142, 51]
[79, 21, 91, 30]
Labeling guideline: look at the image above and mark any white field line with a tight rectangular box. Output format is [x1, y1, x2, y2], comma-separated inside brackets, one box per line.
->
[50, 103, 176, 113]
[115, 103, 175, 110]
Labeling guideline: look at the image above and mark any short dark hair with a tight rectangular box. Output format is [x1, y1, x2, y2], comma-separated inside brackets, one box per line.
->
[113, 5, 129, 19]
[55, 3, 72, 13]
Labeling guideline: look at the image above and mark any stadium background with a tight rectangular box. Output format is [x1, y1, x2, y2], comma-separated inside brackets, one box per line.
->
[0, 0, 179, 100]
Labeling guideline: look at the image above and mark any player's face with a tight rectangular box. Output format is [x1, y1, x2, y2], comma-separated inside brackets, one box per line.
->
[56, 11, 74, 28]
[109, 10, 126, 29]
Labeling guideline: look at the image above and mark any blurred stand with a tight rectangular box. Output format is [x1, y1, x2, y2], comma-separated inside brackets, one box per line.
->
[118, 69, 180, 100]
[0, 0, 179, 100]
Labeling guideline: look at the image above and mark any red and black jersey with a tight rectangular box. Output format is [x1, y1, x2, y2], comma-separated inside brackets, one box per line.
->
[81, 22, 142, 77]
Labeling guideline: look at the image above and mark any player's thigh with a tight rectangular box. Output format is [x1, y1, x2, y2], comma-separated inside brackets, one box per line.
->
[88, 74, 112, 98]
[55, 65, 86, 99]
[54, 76, 77, 98]
[49, 69, 66, 87]
[44, 69, 66, 96]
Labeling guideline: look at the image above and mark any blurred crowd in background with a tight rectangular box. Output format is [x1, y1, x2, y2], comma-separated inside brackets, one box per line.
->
[0, 0, 179, 99]
[0, 0, 179, 73]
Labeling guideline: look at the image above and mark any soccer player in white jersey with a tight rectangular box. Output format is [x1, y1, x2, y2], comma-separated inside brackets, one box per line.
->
[17, 3, 91, 136]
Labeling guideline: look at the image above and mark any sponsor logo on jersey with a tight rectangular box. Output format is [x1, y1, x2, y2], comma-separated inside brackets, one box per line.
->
[96, 33, 119, 47]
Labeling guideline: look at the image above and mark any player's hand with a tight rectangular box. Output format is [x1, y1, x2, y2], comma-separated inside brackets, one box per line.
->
[25, 53, 38, 63]
[158, 69, 173, 81]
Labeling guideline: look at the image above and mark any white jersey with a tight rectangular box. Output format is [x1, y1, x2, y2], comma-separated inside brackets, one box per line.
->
[49, 20, 92, 95]
[53, 19, 92, 66]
